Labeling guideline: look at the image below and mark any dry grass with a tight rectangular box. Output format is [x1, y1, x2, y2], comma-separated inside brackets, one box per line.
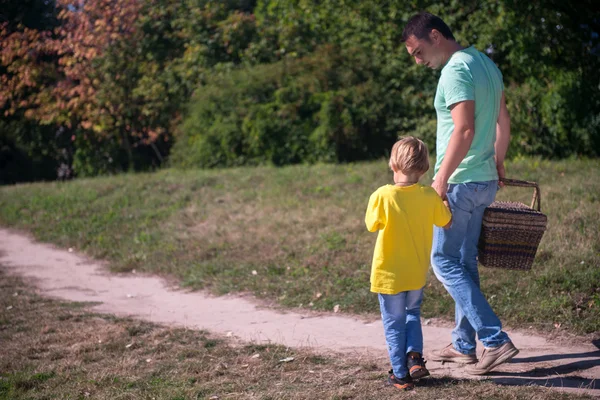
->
[0, 269, 589, 400]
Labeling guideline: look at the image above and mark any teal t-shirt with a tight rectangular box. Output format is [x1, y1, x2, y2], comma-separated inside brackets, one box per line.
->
[433, 45, 504, 184]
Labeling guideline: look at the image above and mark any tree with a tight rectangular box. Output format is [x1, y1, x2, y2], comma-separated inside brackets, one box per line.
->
[0, 0, 71, 184]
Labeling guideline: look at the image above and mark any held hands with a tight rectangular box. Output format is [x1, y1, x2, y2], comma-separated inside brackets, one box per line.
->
[431, 178, 449, 201]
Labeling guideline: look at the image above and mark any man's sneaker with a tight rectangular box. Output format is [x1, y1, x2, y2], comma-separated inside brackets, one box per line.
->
[407, 353, 430, 380]
[387, 369, 414, 391]
[466, 341, 519, 375]
[428, 343, 478, 364]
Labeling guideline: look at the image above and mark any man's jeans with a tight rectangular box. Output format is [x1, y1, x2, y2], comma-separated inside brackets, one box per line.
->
[378, 289, 424, 378]
[431, 181, 510, 355]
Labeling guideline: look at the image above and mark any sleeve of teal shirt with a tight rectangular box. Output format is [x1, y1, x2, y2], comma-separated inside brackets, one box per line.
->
[440, 63, 475, 109]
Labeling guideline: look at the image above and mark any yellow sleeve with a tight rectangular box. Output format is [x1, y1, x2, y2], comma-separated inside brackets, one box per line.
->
[365, 191, 385, 232]
[433, 194, 452, 227]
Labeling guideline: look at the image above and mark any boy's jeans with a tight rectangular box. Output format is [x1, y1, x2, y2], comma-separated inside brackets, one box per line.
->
[431, 181, 510, 355]
[378, 289, 424, 378]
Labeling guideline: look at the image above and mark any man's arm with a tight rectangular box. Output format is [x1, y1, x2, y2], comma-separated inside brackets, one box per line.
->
[431, 100, 475, 199]
[495, 92, 511, 186]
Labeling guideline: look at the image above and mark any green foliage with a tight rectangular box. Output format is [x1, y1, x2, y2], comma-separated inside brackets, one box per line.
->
[453, 0, 600, 158]
[75, 0, 261, 176]
[1, 0, 260, 182]
[171, 45, 414, 167]
[71, 134, 124, 177]
[2, 0, 599, 182]
[505, 70, 600, 158]
[172, 0, 599, 167]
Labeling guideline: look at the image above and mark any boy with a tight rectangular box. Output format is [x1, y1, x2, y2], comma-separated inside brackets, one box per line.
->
[365, 136, 452, 391]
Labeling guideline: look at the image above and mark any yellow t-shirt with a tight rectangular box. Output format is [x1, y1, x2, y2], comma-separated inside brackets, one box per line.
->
[365, 184, 452, 294]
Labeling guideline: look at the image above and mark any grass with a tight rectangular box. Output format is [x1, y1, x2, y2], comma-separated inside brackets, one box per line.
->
[0, 270, 591, 400]
[0, 157, 599, 335]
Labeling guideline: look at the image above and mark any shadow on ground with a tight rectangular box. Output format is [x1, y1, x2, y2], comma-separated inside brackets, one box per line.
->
[488, 348, 600, 391]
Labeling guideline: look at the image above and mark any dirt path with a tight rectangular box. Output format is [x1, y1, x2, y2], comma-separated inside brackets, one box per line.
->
[1, 228, 598, 396]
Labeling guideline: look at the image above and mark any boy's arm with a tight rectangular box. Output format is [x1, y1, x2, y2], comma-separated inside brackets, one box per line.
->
[442, 200, 452, 229]
[365, 192, 385, 232]
[433, 195, 452, 230]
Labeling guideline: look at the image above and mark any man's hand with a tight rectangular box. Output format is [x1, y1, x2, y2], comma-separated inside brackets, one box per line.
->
[496, 161, 506, 188]
[432, 179, 449, 200]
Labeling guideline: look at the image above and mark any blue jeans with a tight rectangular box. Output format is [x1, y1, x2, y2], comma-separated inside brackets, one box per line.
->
[378, 289, 424, 378]
[431, 181, 510, 355]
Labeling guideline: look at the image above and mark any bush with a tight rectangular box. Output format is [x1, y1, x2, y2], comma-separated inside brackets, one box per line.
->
[506, 69, 600, 159]
[171, 45, 438, 168]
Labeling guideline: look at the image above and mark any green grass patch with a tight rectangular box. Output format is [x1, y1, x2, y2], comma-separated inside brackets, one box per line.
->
[1, 158, 599, 335]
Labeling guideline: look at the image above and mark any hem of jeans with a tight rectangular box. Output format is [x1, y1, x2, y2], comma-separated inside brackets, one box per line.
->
[455, 349, 477, 356]
[406, 346, 423, 354]
[481, 337, 511, 349]
[391, 368, 408, 378]
[452, 343, 476, 356]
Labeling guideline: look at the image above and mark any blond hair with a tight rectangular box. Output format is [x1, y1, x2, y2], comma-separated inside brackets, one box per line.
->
[389, 136, 430, 175]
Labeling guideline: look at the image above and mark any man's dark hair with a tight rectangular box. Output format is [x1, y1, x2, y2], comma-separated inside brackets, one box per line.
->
[401, 12, 455, 42]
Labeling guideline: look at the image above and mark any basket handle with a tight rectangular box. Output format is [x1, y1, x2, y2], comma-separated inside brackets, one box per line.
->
[499, 178, 541, 211]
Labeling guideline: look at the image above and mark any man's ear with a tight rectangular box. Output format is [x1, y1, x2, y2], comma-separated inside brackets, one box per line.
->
[430, 29, 441, 44]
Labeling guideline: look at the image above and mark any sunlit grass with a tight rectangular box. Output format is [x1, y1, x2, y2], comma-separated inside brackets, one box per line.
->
[1, 157, 598, 334]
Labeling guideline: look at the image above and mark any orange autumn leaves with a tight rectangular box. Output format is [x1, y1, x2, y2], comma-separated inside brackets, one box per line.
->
[0, 0, 149, 139]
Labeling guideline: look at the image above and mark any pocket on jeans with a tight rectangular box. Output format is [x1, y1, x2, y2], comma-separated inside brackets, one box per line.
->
[448, 182, 492, 213]
[464, 182, 490, 192]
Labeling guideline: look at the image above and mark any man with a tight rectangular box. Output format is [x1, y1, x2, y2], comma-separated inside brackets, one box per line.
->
[401, 12, 517, 375]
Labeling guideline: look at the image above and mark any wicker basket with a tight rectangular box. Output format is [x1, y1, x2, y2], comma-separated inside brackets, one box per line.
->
[477, 178, 548, 270]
